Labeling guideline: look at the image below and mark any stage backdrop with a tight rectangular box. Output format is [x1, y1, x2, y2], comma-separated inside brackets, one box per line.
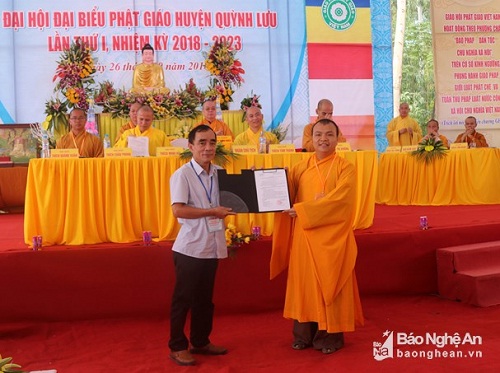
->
[0, 0, 381, 148]
[432, 0, 500, 145]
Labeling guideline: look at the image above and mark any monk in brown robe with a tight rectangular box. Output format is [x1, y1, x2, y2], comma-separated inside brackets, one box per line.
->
[195, 99, 234, 139]
[302, 99, 346, 152]
[454, 116, 489, 148]
[56, 108, 104, 158]
[271, 118, 364, 355]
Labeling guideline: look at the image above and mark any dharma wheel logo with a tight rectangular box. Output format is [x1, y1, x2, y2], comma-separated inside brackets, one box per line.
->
[321, 0, 357, 31]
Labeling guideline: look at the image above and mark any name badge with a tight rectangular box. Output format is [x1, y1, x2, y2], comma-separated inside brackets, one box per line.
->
[206, 217, 223, 232]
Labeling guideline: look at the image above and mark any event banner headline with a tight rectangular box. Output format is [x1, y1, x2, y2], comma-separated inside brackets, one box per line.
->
[2, 8, 278, 54]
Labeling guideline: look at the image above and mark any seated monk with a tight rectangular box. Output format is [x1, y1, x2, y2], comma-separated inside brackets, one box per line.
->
[56, 108, 104, 158]
[114, 105, 170, 156]
[114, 102, 143, 145]
[130, 43, 169, 94]
[195, 99, 234, 139]
[454, 116, 488, 148]
[302, 99, 346, 152]
[421, 119, 449, 148]
[233, 106, 278, 149]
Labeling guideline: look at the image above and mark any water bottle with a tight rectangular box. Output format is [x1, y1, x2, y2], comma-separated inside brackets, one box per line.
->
[103, 133, 111, 149]
[41, 132, 50, 158]
[86, 100, 98, 135]
[215, 98, 223, 121]
[259, 131, 267, 154]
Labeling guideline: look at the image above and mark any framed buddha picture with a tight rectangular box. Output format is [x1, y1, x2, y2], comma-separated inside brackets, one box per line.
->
[0, 124, 38, 164]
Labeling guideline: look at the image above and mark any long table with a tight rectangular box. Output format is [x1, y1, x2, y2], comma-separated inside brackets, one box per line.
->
[376, 148, 500, 205]
[24, 151, 377, 246]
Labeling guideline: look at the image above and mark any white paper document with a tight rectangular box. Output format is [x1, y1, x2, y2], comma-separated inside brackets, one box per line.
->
[253, 169, 291, 212]
[128, 136, 150, 157]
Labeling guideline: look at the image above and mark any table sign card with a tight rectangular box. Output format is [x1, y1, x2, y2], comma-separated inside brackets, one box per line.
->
[156, 147, 184, 157]
[217, 135, 233, 150]
[128, 136, 149, 157]
[336, 142, 352, 152]
[50, 149, 79, 158]
[401, 145, 418, 152]
[218, 168, 291, 213]
[450, 143, 468, 150]
[232, 145, 259, 154]
[268, 144, 296, 154]
[105, 148, 133, 157]
[385, 146, 402, 153]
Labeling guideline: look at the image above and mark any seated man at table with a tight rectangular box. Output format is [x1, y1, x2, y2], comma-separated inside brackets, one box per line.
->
[114, 102, 143, 145]
[233, 106, 279, 149]
[130, 43, 169, 94]
[114, 105, 170, 156]
[56, 108, 104, 158]
[386, 102, 422, 146]
[454, 116, 489, 148]
[421, 119, 449, 148]
[195, 99, 234, 138]
[302, 99, 345, 152]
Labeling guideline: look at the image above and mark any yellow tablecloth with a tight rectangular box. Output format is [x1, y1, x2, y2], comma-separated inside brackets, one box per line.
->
[376, 148, 500, 205]
[24, 151, 377, 246]
[97, 110, 247, 141]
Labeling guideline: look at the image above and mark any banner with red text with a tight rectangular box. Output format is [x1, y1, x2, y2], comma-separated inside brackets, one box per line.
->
[432, 0, 500, 131]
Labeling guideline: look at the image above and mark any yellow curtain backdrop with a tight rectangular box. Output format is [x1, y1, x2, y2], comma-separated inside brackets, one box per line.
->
[376, 148, 500, 205]
[24, 151, 377, 246]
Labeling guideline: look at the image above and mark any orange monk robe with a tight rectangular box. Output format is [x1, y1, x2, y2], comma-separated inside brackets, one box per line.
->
[454, 131, 488, 148]
[56, 131, 104, 158]
[386, 116, 422, 146]
[114, 126, 170, 156]
[233, 127, 278, 146]
[196, 119, 234, 139]
[271, 153, 364, 332]
[114, 120, 136, 145]
[302, 122, 346, 152]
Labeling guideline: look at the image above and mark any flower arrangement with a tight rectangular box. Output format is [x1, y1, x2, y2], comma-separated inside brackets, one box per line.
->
[102, 80, 201, 120]
[179, 143, 239, 168]
[225, 223, 252, 257]
[173, 122, 193, 139]
[411, 136, 448, 164]
[52, 38, 96, 111]
[204, 41, 245, 110]
[94, 80, 116, 105]
[240, 92, 262, 121]
[270, 123, 289, 143]
[42, 97, 69, 136]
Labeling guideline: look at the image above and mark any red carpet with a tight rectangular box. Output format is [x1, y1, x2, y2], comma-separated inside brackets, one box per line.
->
[1, 205, 500, 371]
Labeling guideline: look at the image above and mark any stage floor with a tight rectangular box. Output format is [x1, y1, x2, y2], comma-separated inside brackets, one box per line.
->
[2, 204, 500, 321]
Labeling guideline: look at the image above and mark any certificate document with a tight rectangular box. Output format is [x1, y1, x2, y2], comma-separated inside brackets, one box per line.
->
[253, 169, 290, 212]
[218, 168, 291, 213]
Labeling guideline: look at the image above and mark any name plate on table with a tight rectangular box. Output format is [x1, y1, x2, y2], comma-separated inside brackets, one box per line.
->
[268, 144, 296, 154]
[450, 142, 468, 150]
[401, 145, 418, 152]
[156, 147, 183, 157]
[217, 135, 233, 150]
[232, 145, 258, 154]
[385, 146, 401, 153]
[105, 148, 133, 157]
[336, 142, 352, 152]
[50, 149, 79, 158]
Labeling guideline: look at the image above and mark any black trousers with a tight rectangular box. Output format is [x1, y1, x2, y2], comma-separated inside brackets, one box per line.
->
[169, 252, 219, 352]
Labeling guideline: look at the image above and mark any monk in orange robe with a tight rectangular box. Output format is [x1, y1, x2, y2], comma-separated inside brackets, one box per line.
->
[302, 99, 345, 152]
[421, 119, 449, 148]
[56, 108, 104, 158]
[271, 118, 364, 354]
[195, 99, 234, 138]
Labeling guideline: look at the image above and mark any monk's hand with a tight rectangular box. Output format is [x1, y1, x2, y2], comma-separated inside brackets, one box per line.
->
[407, 128, 413, 136]
[398, 128, 407, 134]
[284, 208, 297, 218]
[211, 206, 235, 218]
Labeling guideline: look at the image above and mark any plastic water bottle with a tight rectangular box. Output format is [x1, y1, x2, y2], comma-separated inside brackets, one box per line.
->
[86, 100, 98, 135]
[259, 131, 267, 154]
[41, 132, 50, 158]
[215, 98, 223, 121]
[103, 133, 111, 149]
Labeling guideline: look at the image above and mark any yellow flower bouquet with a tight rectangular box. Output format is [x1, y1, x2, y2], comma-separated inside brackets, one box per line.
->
[411, 136, 448, 164]
[225, 223, 252, 258]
